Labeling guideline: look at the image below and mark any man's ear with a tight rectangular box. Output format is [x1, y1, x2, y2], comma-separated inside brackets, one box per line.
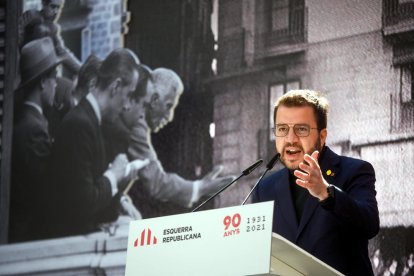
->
[39, 76, 48, 90]
[150, 93, 159, 107]
[110, 78, 122, 97]
[88, 78, 97, 91]
[320, 128, 327, 147]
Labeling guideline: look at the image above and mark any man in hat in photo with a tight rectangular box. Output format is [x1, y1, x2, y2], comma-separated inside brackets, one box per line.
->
[10, 37, 63, 242]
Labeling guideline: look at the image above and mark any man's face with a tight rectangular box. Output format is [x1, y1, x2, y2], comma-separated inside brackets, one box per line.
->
[108, 70, 139, 121]
[41, 69, 57, 108]
[147, 81, 181, 133]
[43, 0, 64, 22]
[121, 98, 142, 129]
[275, 105, 327, 171]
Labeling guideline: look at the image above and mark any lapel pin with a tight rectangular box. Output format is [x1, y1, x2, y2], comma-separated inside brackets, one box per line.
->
[326, 169, 334, 176]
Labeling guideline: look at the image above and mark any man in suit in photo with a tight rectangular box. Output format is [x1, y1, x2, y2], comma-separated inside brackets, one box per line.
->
[253, 89, 379, 275]
[44, 48, 148, 238]
[10, 37, 63, 242]
[46, 55, 103, 140]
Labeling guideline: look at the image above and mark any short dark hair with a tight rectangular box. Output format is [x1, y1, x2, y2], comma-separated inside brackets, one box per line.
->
[21, 20, 51, 48]
[96, 48, 140, 91]
[77, 55, 101, 89]
[273, 90, 329, 130]
[130, 64, 151, 101]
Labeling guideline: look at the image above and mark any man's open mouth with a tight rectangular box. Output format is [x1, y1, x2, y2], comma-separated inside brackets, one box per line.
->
[286, 148, 301, 155]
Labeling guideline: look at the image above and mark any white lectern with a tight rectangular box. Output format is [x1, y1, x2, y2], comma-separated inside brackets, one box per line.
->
[270, 233, 344, 276]
[125, 202, 344, 276]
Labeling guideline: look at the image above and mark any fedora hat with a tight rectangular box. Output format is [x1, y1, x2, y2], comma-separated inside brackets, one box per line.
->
[18, 37, 64, 90]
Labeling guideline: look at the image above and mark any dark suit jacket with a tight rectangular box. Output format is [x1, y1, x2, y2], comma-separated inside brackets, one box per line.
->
[45, 76, 75, 139]
[46, 99, 120, 237]
[10, 104, 51, 242]
[253, 146, 379, 276]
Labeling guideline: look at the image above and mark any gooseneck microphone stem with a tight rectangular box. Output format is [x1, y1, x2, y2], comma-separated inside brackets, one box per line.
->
[192, 174, 244, 212]
[241, 172, 268, 205]
[241, 153, 280, 205]
[192, 159, 263, 212]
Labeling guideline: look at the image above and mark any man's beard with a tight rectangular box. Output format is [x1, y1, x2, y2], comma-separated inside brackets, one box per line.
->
[279, 138, 322, 171]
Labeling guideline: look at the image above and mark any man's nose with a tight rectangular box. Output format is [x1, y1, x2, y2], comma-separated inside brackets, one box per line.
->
[123, 98, 132, 111]
[167, 110, 174, 122]
[285, 127, 299, 142]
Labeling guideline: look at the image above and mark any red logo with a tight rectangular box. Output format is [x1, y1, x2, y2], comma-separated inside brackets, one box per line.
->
[223, 213, 241, 237]
[134, 228, 158, 247]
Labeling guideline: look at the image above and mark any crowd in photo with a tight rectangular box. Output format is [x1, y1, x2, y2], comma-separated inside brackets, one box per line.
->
[10, 0, 233, 243]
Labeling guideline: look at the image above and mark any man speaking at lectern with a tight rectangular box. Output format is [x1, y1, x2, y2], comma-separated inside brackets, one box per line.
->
[253, 90, 379, 275]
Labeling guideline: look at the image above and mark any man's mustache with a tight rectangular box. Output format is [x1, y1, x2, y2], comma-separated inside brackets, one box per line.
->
[281, 143, 304, 153]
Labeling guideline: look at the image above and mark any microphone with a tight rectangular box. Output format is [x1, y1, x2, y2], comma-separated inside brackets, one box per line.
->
[241, 153, 280, 205]
[242, 159, 264, 175]
[192, 159, 263, 212]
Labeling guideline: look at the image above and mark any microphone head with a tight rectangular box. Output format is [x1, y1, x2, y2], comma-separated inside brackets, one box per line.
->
[242, 159, 263, 176]
[266, 153, 280, 170]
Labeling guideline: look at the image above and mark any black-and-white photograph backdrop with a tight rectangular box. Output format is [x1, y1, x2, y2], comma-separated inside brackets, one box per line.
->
[0, 0, 413, 275]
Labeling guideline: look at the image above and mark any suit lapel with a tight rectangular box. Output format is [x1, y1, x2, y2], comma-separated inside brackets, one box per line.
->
[81, 99, 107, 171]
[80, 99, 100, 128]
[319, 146, 341, 186]
[296, 146, 341, 240]
[25, 104, 49, 128]
[276, 169, 299, 235]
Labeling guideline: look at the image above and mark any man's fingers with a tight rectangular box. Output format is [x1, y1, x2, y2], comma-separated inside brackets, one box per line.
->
[130, 158, 150, 170]
[210, 165, 223, 178]
[216, 175, 236, 185]
[294, 169, 310, 181]
[298, 162, 311, 173]
[303, 152, 319, 169]
[203, 165, 223, 180]
[296, 178, 308, 189]
[115, 153, 128, 161]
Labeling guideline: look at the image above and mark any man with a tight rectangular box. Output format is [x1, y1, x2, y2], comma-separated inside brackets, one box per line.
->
[45, 75, 74, 139]
[18, 17, 77, 139]
[44, 48, 147, 238]
[10, 37, 62, 242]
[72, 54, 102, 106]
[46, 55, 102, 139]
[253, 90, 379, 275]
[105, 68, 233, 216]
[21, 0, 81, 76]
[102, 68, 233, 217]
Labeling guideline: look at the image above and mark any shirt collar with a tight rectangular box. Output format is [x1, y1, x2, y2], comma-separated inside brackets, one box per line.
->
[86, 93, 101, 124]
[24, 101, 43, 115]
